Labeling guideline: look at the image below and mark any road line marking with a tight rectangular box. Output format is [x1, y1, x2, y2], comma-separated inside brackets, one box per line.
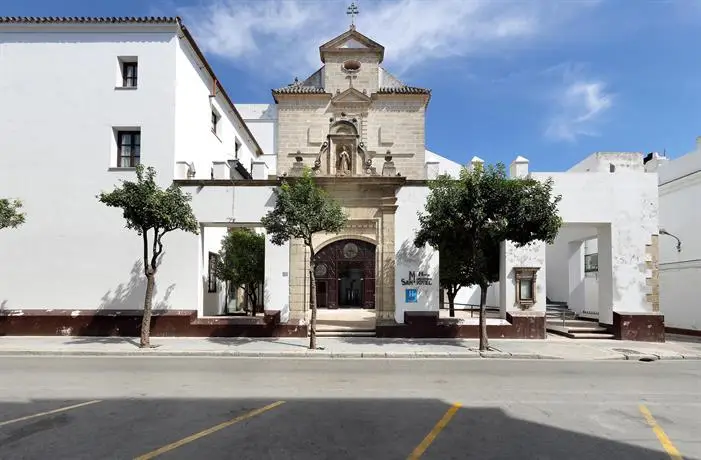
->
[639, 404, 683, 460]
[407, 402, 461, 460]
[0, 400, 102, 427]
[133, 401, 285, 460]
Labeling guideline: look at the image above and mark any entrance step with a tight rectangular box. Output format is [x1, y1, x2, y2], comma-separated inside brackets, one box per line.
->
[568, 332, 616, 340]
[315, 329, 376, 338]
[547, 319, 614, 339]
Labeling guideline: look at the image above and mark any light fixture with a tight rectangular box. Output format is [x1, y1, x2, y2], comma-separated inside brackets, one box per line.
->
[660, 228, 682, 253]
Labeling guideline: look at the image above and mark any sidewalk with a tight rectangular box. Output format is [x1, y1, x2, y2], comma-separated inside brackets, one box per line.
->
[1, 335, 700, 360]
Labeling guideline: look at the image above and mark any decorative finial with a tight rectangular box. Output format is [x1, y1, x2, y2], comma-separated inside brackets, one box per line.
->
[347, 1, 359, 28]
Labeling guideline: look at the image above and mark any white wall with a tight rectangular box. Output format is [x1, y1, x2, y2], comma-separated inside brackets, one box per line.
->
[394, 186, 440, 323]
[237, 104, 278, 175]
[528, 169, 658, 323]
[425, 150, 462, 178]
[0, 27, 204, 312]
[174, 38, 258, 180]
[656, 143, 701, 331]
[450, 284, 499, 309]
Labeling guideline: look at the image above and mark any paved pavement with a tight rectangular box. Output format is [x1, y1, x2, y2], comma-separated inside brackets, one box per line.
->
[1, 335, 700, 360]
[0, 357, 699, 459]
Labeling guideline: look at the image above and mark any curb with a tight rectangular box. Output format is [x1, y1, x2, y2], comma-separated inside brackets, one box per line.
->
[0, 349, 698, 360]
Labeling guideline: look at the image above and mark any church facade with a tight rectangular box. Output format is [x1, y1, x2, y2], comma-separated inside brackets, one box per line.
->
[0, 17, 663, 341]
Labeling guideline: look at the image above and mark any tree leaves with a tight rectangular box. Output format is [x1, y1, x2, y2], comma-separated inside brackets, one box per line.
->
[261, 169, 347, 248]
[0, 198, 26, 230]
[216, 228, 265, 314]
[415, 163, 563, 289]
[97, 165, 199, 237]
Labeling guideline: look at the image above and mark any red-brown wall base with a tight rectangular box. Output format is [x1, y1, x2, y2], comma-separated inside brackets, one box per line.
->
[376, 311, 546, 339]
[612, 312, 665, 342]
[0, 310, 307, 338]
[665, 327, 701, 337]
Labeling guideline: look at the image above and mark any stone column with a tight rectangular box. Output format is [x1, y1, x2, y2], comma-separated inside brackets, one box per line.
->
[597, 225, 614, 325]
[378, 210, 396, 322]
[568, 241, 585, 315]
[288, 238, 309, 321]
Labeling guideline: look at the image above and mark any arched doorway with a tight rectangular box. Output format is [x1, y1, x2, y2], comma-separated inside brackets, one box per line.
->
[313, 239, 376, 309]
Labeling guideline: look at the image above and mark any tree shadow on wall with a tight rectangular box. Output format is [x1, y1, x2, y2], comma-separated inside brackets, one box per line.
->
[68, 258, 176, 345]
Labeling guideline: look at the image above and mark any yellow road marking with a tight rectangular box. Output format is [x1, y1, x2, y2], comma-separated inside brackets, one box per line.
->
[639, 404, 683, 460]
[134, 400, 285, 460]
[407, 402, 461, 460]
[0, 400, 102, 427]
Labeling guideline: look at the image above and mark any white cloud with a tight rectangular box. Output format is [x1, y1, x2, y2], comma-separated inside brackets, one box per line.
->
[179, 0, 596, 81]
[545, 79, 614, 142]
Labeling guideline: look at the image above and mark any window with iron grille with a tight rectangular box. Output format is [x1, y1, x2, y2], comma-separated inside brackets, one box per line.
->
[122, 61, 138, 87]
[116, 130, 140, 168]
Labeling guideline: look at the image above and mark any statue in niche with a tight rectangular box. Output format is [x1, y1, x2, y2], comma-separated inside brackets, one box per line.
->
[337, 146, 351, 176]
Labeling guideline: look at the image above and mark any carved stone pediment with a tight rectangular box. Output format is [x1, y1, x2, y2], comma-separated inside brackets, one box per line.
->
[331, 87, 372, 106]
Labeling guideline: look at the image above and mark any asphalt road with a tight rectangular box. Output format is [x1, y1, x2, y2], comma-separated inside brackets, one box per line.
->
[0, 357, 699, 459]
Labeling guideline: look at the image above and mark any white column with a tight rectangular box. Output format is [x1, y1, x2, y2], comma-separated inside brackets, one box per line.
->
[568, 241, 585, 314]
[597, 225, 614, 324]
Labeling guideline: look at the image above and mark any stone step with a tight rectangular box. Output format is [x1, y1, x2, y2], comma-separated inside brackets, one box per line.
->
[315, 330, 376, 338]
[568, 332, 616, 340]
[547, 319, 600, 327]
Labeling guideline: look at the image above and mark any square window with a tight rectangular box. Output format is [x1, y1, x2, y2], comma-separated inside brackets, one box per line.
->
[116, 129, 141, 168]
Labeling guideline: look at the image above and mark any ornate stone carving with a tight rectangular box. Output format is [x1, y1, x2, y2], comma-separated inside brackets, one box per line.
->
[381, 151, 397, 177]
[289, 152, 305, 177]
[312, 142, 328, 175]
[337, 146, 352, 176]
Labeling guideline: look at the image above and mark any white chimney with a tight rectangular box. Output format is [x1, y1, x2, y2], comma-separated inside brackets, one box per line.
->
[510, 155, 529, 178]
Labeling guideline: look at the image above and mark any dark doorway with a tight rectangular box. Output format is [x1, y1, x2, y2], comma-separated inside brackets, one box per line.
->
[312, 239, 376, 309]
[316, 281, 328, 308]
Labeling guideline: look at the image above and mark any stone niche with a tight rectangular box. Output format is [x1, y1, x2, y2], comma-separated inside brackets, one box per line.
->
[311, 115, 377, 177]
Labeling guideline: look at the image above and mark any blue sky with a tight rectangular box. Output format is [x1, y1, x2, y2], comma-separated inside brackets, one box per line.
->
[5, 0, 701, 170]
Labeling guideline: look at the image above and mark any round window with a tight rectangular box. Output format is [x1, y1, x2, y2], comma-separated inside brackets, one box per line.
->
[342, 59, 361, 72]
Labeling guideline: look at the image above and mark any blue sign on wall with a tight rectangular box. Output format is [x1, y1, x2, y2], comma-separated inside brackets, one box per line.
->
[405, 288, 418, 303]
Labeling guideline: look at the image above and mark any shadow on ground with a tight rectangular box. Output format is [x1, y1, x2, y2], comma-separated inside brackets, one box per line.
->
[0, 397, 681, 460]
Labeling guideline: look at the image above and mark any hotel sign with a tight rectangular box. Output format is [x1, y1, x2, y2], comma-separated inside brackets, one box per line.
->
[401, 270, 432, 286]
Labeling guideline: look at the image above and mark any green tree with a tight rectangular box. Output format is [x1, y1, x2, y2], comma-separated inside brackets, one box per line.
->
[98, 165, 199, 348]
[0, 198, 26, 230]
[415, 164, 562, 350]
[216, 228, 265, 316]
[261, 170, 347, 349]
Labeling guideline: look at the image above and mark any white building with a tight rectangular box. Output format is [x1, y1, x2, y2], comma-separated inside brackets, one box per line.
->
[0, 17, 663, 341]
[644, 140, 701, 335]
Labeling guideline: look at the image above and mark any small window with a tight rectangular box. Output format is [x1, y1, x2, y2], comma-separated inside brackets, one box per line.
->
[584, 253, 599, 273]
[235, 137, 241, 158]
[116, 130, 141, 168]
[208, 252, 219, 293]
[119, 58, 138, 88]
[211, 110, 220, 136]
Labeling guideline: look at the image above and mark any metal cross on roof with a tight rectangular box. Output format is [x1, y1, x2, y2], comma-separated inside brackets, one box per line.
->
[347, 1, 359, 27]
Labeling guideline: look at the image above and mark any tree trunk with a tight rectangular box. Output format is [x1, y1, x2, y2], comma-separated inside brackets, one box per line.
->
[309, 247, 317, 350]
[246, 285, 256, 317]
[478, 283, 489, 351]
[141, 270, 156, 348]
[447, 289, 456, 318]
